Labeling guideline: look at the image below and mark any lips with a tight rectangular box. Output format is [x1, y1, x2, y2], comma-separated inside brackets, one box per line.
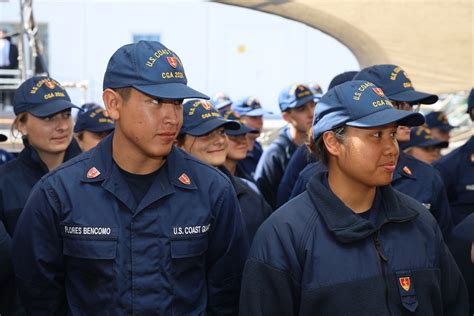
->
[51, 135, 68, 142]
[380, 162, 396, 172]
[157, 132, 177, 141]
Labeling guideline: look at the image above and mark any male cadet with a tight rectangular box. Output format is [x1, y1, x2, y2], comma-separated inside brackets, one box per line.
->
[254, 84, 315, 208]
[232, 96, 272, 179]
[434, 88, 474, 225]
[276, 73, 356, 208]
[425, 110, 455, 142]
[353, 64, 453, 237]
[12, 41, 248, 315]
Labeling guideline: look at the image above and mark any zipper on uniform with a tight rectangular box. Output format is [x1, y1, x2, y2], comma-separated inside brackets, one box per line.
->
[373, 232, 392, 316]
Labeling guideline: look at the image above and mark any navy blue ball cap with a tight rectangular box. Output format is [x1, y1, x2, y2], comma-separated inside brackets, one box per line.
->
[181, 99, 240, 136]
[74, 106, 115, 133]
[467, 88, 474, 113]
[232, 96, 272, 117]
[13, 76, 81, 117]
[103, 41, 208, 100]
[312, 80, 425, 140]
[402, 126, 449, 150]
[328, 71, 358, 90]
[212, 92, 233, 110]
[279, 84, 315, 112]
[221, 109, 258, 136]
[453, 213, 474, 241]
[354, 64, 438, 104]
[424, 111, 454, 131]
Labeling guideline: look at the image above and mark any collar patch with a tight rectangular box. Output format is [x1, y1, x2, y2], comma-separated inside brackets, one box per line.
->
[87, 167, 101, 179]
[178, 173, 191, 185]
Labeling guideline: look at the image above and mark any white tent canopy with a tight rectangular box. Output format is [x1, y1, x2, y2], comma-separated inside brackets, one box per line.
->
[215, 0, 473, 94]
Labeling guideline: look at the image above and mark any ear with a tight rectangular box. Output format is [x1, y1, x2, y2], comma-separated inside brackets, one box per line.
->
[322, 131, 342, 157]
[281, 110, 291, 124]
[102, 89, 122, 120]
[16, 115, 28, 136]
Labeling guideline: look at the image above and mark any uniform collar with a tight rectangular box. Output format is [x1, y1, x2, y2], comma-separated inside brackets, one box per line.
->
[19, 137, 81, 174]
[81, 133, 197, 190]
[393, 151, 417, 181]
[306, 172, 418, 243]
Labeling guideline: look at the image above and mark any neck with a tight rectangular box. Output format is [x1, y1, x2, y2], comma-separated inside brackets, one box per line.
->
[223, 159, 237, 175]
[289, 125, 307, 146]
[37, 150, 66, 171]
[112, 133, 166, 174]
[327, 164, 376, 213]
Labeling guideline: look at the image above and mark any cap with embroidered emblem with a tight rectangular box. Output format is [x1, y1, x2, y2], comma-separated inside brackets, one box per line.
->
[232, 96, 272, 117]
[312, 80, 425, 140]
[180, 100, 240, 136]
[279, 84, 315, 112]
[103, 41, 208, 100]
[354, 64, 438, 104]
[401, 126, 449, 150]
[13, 76, 81, 117]
[424, 111, 454, 132]
[74, 106, 115, 133]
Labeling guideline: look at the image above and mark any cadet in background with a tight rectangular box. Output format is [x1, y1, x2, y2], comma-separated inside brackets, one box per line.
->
[74, 103, 115, 151]
[0, 76, 81, 315]
[254, 84, 315, 208]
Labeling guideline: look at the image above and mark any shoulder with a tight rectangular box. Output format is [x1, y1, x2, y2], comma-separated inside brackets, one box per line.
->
[175, 147, 233, 188]
[391, 188, 439, 229]
[404, 155, 440, 180]
[252, 193, 315, 250]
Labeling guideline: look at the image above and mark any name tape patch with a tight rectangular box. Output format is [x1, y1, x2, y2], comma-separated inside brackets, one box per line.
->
[61, 224, 118, 239]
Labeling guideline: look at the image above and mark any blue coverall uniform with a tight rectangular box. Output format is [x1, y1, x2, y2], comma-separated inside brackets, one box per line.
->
[291, 152, 453, 239]
[12, 135, 248, 315]
[0, 138, 81, 316]
[254, 127, 298, 209]
[240, 172, 468, 315]
[434, 136, 474, 225]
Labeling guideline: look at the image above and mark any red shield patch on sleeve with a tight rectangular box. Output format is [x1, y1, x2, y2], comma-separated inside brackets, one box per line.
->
[399, 277, 411, 291]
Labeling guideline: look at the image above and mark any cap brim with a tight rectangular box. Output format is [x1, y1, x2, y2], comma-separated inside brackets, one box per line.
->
[407, 138, 449, 149]
[76, 125, 115, 133]
[245, 108, 273, 116]
[226, 123, 258, 136]
[389, 90, 438, 105]
[186, 118, 240, 136]
[293, 94, 316, 109]
[216, 101, 232, 110]
[435, 125, 455, 132]
[134, 83, 209, 100]
[347, 108, 425, 128]
[29, 99, 82, 118]
[0, 134, 7, 142]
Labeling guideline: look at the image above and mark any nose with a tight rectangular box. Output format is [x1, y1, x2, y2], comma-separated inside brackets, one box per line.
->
[162, 102, 181, 125]
[383, 137, 399, 158]
[56, 115, 71, 131]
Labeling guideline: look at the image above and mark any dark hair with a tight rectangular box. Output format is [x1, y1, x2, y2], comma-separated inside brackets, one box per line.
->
[11, 112, 28, 139]
[175, 133, 186, 147]
[309, 126, 346, 165]
[113, 87, 132, 101]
